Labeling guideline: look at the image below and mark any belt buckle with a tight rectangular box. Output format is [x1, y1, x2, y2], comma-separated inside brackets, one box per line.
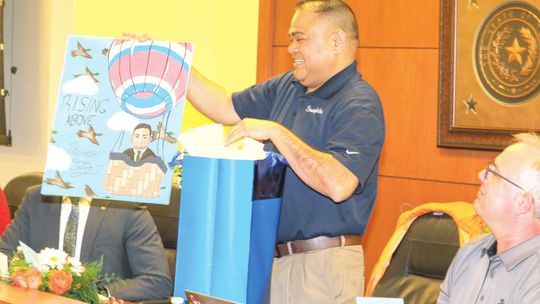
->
[274, 241, 294, 258]
[286, 241, 293, 255]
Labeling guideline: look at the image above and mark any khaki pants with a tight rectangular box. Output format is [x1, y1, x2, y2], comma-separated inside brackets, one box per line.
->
[270, 245, 364, 304]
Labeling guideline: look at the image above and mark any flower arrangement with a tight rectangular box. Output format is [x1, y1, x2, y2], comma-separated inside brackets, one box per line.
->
[168, 150, 184, 187]
[7, 247, 107, 303]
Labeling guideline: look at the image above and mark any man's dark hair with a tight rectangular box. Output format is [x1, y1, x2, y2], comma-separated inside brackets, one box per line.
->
[296, 0, 359, 40]
[133, 123, 152, 133]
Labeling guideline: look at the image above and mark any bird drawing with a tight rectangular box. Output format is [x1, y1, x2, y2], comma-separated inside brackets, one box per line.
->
[77, 124, 100, 145]
[84, 185, 97, 197]
[45, 170, 73, 189]
[71, 41, 92, 59]
[152, 121, 177, 144]
[74, 67, 99, 83]
[50, 130, 58, 144]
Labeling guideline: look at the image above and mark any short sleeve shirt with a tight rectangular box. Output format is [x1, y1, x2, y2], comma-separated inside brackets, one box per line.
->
[438, 234, 540, 304]
[232, 62, 385, 242]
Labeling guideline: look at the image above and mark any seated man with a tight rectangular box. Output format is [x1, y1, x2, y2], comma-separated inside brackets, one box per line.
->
[438, 133, 540, 303]
[0, 185, 172, 302]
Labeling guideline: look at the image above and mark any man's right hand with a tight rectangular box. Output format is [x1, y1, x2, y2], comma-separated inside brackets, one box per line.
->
[108, 297, 124, 304]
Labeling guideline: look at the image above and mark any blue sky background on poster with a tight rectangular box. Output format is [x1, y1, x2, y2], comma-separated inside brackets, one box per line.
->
[41, 35, 193, 205]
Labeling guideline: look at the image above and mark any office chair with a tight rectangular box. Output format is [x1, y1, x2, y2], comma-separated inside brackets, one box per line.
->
[366, 202, 487, 304]
[136, 184, 181, 304]
[144, 184, 181, 281]
[4, 172, 44, 218]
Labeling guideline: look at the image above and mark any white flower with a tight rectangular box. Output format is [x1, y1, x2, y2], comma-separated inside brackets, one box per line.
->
[67, 256, 85, 276]
[37, 248, 69, 271]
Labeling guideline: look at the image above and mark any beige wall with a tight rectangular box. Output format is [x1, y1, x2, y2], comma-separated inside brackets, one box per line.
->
[0, 0, 73, 187]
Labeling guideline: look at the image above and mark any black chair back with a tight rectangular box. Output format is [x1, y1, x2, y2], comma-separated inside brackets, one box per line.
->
[144, 184, 180, 281]
[4, 172, 43, 218]
[372, 212, 460, 304]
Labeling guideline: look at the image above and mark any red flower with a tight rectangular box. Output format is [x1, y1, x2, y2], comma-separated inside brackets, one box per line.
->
[23, 268, 42, 289]
[48, 269, 73, 295]
[10, 271, 28, 288]
[10, 268, 42, 289]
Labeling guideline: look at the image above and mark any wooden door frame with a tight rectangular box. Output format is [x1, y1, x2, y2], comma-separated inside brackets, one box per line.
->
[256, 0, 275, 83]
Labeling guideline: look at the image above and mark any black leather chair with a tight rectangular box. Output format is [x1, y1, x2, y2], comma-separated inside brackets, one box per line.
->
[144, 184, 180, 282]
[372, 212, 460, 304]
[137, 184, 180, 304]
[4, 172, 44, 218]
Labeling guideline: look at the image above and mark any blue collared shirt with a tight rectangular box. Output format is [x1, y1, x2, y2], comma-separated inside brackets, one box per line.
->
[232, 62, 385, 242]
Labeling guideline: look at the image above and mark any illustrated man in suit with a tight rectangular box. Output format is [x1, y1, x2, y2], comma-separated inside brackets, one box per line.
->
[123, 123, 156, 162]
[0, 185, 173, 302]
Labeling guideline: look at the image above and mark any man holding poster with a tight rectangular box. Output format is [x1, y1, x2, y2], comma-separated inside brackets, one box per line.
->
[186, 1, 385, 303]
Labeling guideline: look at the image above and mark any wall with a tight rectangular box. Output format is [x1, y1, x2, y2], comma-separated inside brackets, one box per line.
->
[0, 0, 73, 187]
[73, 0, 259, 131]
[258, 0, 499, 282]
[0, 0, 259, 187]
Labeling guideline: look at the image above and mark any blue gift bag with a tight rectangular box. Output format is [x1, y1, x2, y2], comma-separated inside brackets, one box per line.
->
[174, 154, 285, 303]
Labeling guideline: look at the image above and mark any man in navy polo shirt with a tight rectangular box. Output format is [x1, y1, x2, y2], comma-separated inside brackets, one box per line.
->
[187, 0, 384, 303]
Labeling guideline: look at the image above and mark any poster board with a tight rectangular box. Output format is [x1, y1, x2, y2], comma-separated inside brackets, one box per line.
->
[41, 35, 194, 204]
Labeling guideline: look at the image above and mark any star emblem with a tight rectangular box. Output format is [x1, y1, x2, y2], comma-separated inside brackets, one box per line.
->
[468, 0, 479, 9]
[505, 38, 526, 65]
[463, 94, 478, 115]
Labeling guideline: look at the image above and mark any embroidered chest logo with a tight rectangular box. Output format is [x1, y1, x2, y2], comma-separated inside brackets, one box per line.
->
[305, 105, 323, 115]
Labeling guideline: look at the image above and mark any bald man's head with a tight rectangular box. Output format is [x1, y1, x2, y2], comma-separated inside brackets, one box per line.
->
[296, 0, 359, 42]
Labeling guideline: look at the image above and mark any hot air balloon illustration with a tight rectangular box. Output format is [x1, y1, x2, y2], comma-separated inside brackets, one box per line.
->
[102, 39, 194, 199]
[108, 39, 192, 118]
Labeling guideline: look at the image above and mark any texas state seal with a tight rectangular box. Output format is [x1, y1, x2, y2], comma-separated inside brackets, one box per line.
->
[474, 1, 540, 105]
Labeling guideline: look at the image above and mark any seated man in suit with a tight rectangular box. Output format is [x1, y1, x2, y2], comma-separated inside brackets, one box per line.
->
[0, 185, 172, 302]
[438, 133, 540, 303]
[124, 123, 156, 162]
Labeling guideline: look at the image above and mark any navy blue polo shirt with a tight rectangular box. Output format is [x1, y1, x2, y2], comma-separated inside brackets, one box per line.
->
[232, 62, 385, 242]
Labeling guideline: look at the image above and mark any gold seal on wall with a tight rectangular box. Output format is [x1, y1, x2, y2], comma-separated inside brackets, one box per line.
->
[474, 1, 540, 105]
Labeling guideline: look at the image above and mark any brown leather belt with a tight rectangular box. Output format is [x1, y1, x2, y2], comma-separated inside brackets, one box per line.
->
[275, 235, 362, 257]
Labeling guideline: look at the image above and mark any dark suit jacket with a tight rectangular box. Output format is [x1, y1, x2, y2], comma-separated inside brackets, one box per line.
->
[123, 148, 156, 162]
[0, 185, 172, 301]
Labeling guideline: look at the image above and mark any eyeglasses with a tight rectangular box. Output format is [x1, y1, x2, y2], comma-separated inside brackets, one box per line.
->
[484, 162, 524, 190]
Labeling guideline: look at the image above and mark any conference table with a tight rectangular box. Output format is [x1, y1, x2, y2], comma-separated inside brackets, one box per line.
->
[0, 281, 84, 303]
[0, 281, 135, 304]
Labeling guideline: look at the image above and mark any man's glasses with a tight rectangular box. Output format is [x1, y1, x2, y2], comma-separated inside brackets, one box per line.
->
[484, 162, 524, 190]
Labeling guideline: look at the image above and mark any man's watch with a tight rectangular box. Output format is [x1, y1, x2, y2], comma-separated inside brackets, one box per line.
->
[97, 285, 111, 298]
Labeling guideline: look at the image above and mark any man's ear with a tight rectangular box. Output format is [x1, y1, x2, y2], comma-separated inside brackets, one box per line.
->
[515, 192, 534, 215]
[330, 30, 347, 54]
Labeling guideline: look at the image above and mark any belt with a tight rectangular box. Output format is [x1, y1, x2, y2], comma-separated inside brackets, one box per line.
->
[275, 235, 362, 257]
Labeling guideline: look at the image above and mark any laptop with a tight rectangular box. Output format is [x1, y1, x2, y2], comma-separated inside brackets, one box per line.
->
[356, 297, 404, 304]
[184, 290, 241, 304]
